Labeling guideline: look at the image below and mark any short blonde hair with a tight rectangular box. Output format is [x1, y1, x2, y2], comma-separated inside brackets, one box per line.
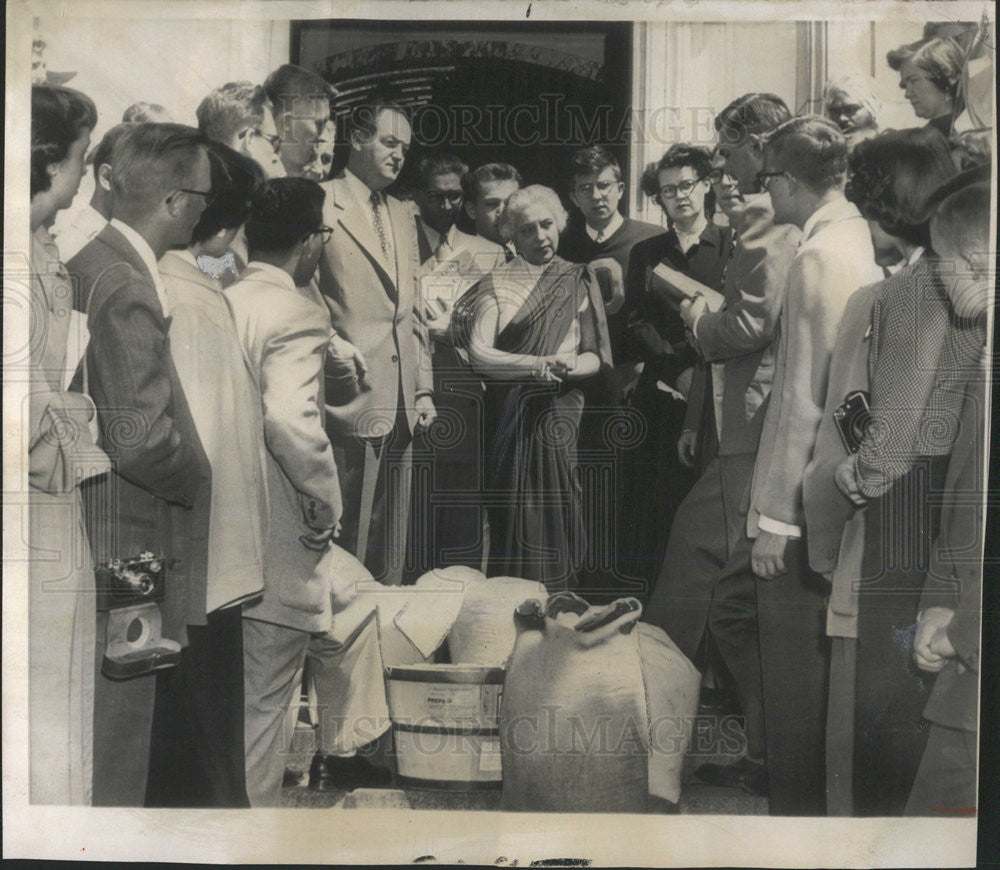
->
[823, 74, 882, 124]
[497, 184, 568, 242]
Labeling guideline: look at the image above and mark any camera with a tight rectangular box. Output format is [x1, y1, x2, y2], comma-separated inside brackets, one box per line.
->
[96, 550, 165, 610]
[833, 390, 873, 454]
[96, 550, 180, 680]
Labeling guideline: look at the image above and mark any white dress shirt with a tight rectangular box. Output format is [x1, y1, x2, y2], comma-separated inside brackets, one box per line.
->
[585, 210, 624, 242]
[109, 218, 170, 316]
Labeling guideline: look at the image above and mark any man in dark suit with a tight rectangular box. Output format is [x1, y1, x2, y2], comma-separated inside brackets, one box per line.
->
[643, 95, 800, 799]
[410, 153, 505, 575]
[68, 123, 215, 806]
[308, 95, 435, 790]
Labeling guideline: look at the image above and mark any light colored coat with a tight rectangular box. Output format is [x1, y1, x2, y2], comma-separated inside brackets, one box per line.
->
[748, 197, 882, 534]
[225, 263, 342, 633]
[318, 172, 433, 440]
[160, 250, 267, 612]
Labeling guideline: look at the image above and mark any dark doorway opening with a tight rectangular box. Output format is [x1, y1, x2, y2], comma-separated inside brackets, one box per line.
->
[291, 20, 633, 215]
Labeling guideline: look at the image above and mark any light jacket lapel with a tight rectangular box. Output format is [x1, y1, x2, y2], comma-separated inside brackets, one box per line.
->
[330, 175, 397, 298]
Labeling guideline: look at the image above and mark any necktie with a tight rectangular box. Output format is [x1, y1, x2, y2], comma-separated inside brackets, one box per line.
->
[595, 229, 605, 243]
[370, 190, 390, 260]
[435, 233, 450, 262]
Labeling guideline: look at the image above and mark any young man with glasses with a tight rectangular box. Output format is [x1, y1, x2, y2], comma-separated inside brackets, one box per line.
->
[745, 115, 881, 814]
[263, 64, 338, 182]
[642, 94, 800, 805]
[196, 81, 286, 180]
[557, 145, 662, 594]
[224, 178, 345, 807]
[67, 122, 215, 806]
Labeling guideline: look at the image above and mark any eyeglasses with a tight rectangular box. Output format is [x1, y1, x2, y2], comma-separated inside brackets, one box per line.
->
[307, 225, 334, 245]
[574, 179, 620, 197]
[176, 187, 215, 203]
[755, 170, 788, 190]
[704, 168, 737, 186]
[241, 127, 283, 154]
[659, 179, 702, 199]
[424, 190, 464, 205]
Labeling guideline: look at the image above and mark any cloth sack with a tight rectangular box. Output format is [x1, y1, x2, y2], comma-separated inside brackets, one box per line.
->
[499, 594, 699, 811]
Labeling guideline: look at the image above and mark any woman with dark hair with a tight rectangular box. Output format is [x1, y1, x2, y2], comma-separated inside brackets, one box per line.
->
[464, 185, 613, 591]
[29, 84, 108, 804]
[618, 143, 733, 589]
[887, 37, 965, 136]
[829, 126, 980, 815]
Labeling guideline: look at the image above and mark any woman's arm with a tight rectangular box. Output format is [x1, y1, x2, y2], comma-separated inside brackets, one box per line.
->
[467, 293, 552, 380]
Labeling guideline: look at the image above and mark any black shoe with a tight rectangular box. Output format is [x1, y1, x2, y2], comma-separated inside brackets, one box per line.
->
[308, 752, 393, 792]
[282, 767, 308, 788]
[694, 757, 769, 797]
[697, 687, 742, 717]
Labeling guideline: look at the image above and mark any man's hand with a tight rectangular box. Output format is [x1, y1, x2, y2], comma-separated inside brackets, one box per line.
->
[677, 429, 698, 467]
[424, 300, 453, 343]
[328, 333, 368, 381]
[679, 294, 708, 333]
[414, 394, 437, 436]
[834, 454, 868, 506]
[675, 366, 694, 399]
[751, 530, 790, 580]
[914, 607, 958, 673]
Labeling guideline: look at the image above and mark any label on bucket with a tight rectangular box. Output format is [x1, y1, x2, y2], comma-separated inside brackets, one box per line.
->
[425, 684, 480, 714]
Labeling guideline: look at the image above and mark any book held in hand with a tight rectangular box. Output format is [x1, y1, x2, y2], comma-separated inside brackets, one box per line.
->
[651, 263, 725, 312]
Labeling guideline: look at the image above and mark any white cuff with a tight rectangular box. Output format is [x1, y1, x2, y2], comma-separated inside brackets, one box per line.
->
[758, 514, 802, 538]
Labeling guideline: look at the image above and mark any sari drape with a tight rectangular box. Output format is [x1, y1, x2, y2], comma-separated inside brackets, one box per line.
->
[478, 257, 612, 591]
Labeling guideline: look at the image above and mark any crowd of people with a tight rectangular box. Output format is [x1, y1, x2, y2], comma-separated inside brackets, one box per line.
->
[26, 21, 992, 817]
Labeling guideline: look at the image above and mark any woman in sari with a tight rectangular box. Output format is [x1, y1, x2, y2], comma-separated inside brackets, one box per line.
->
[465, 185, 613, 591]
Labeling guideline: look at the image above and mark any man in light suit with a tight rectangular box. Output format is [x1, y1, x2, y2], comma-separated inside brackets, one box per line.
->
[68, 123, 213, 806]
[317, 95, 436, 583]
[224, 178, 350, 806]
[309, 95, 435, 790]
[746, 115, 882, 814]
[645, 94, 800, 799]
[411, 152, 505, 575]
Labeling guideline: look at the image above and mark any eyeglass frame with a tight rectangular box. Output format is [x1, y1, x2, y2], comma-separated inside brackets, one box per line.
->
[574, 178, 622, 198]
[422, 189, 464, 205]
[703, 167, 738, 186]
[240, 127, 283, 154]
[658, 178, 704, 200]
[305, 225, 334, 245]
[174, 187, 215, 204]
[755, 170, 789, 191]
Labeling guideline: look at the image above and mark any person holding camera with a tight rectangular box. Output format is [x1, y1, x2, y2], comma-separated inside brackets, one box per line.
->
[800, 126, 959, 815]
[830, 129, 981, 816]
[68, 122, 214, 806]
